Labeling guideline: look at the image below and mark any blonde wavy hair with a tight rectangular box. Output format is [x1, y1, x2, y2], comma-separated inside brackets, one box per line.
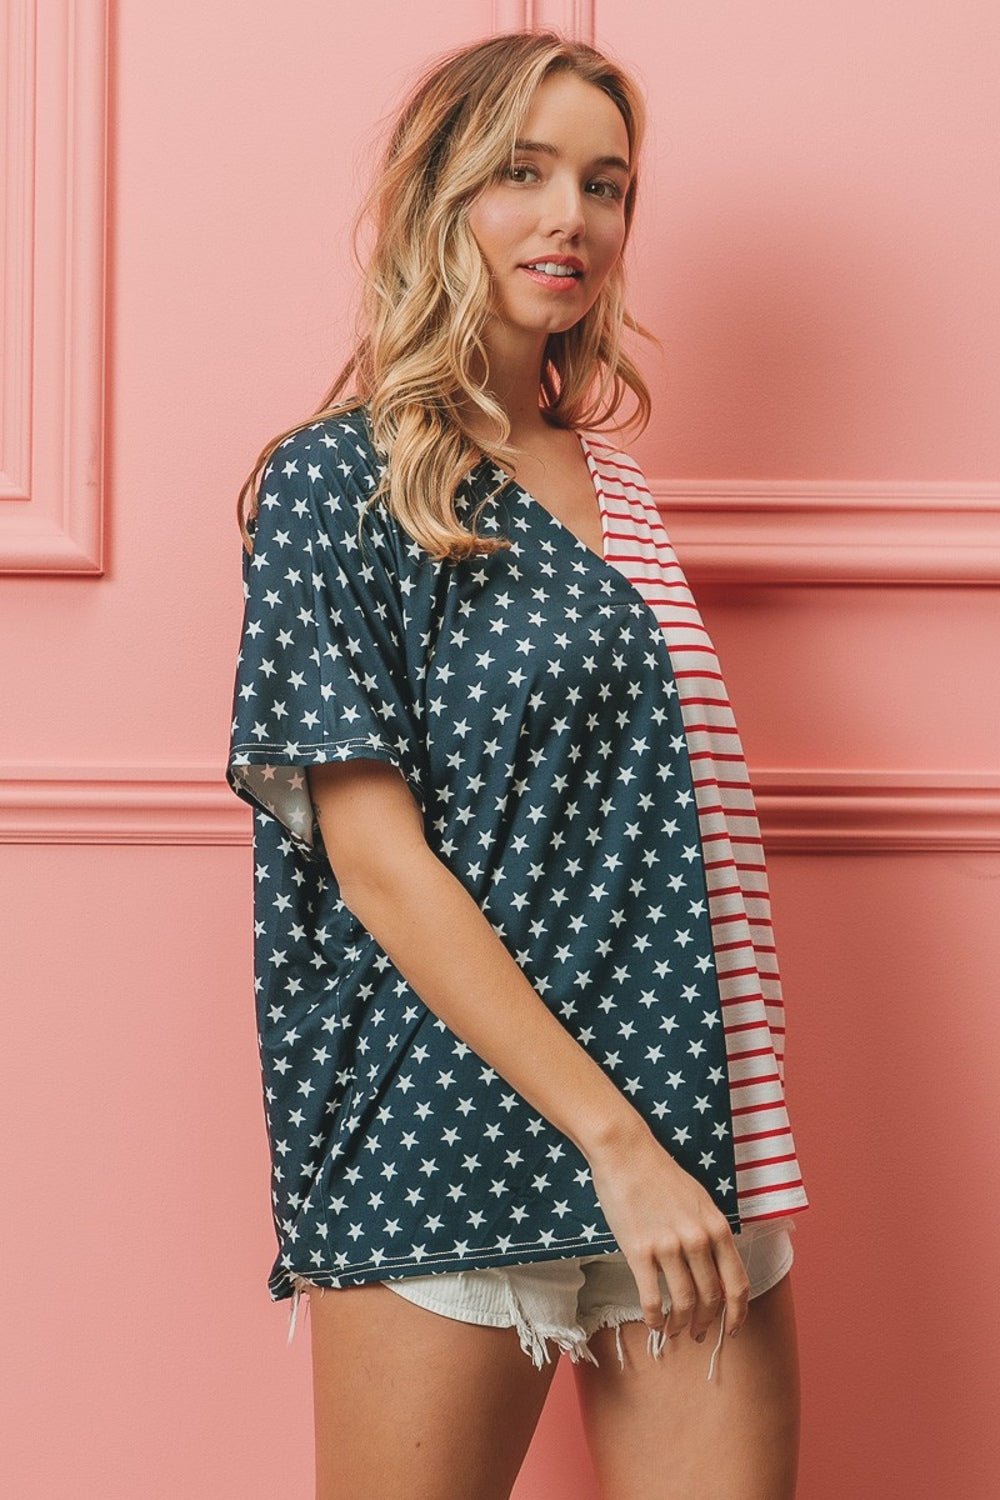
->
[239, 30, 652, 561]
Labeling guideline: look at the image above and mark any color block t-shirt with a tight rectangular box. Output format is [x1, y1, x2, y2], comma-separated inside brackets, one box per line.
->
[227, 409, 808, 1303]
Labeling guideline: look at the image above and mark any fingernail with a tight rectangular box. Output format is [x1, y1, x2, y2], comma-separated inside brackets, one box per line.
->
[729, 1325, 740, 1338]
[695, 1332, 706, 1343]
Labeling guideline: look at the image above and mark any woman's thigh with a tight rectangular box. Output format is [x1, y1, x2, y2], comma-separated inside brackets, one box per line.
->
[306, 1280, 560, 1500]
[572, 1271, 801, 1500]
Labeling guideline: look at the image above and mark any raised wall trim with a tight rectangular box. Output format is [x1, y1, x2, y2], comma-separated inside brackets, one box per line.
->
[651, 480, 1000, 585]
[751, 769, 1000, 852]
[1, 767, 997, 851]
[492, 0, 595, 43]
[0, 0, 107, 573]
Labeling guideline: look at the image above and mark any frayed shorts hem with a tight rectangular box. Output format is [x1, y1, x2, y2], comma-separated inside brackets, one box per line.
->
[288, 1220, 795, 1384]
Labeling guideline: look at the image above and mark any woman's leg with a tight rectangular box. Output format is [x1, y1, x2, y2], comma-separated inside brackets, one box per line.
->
[306, 1280, 560, 1500]
[572, 1271, 801, 1500]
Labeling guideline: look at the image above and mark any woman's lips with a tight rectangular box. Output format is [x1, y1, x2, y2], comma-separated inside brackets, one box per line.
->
[519, 263, 585, 291]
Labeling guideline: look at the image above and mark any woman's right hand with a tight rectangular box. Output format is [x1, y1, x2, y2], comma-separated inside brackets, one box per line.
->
[586, 1123, 751, 1344]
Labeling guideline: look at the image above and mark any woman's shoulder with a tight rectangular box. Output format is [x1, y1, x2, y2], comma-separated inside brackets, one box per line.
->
[579, 430, 651, 491]
[247, 405, 397, 566]
[261, 404, 379, 497]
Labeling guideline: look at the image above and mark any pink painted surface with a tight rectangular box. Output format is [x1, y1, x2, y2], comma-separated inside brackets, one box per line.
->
[1, 2, 999, 1496]
[0, 0, 107, 570]
[610, 0, 1000, 481]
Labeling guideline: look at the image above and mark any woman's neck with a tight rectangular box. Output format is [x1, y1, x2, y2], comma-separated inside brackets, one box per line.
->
[465, 326, 552, 447]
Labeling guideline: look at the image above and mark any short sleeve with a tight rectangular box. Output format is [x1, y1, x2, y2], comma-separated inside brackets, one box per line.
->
[227, 423, 428, 856]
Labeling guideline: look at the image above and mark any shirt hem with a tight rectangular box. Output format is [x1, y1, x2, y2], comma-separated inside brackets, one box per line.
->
[270, 1230, 625, 1300]
[265, 1200, 809, 1302]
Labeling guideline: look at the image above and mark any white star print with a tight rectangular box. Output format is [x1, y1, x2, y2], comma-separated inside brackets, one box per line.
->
[228, 413, 804, 1298]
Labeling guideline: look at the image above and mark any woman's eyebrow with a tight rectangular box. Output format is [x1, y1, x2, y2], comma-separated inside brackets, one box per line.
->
[513, 138, 630, 175]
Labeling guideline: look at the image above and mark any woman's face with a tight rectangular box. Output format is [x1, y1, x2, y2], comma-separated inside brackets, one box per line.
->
[467, 71, 631, 353]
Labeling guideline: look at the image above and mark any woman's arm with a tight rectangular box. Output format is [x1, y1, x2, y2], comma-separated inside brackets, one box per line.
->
[308, 758, 750, 1342]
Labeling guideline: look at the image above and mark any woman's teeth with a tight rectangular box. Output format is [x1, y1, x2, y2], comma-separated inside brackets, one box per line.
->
[526, 262, 580, 277]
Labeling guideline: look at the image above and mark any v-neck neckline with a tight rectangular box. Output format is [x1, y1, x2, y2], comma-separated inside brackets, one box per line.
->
[479, 431, 610, 565]
[493, 439, 678, 631]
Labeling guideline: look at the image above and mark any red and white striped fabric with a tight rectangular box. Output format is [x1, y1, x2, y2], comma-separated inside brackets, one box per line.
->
[584, 436, 809, 1227]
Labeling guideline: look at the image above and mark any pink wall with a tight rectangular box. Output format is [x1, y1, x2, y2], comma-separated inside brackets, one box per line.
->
[2, 2, 998, 1496]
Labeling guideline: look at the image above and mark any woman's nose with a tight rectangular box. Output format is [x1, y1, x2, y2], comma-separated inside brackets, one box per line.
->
[540, 175, 586, 238]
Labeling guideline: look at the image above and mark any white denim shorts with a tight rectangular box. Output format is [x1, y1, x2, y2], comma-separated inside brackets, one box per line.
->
[290, 1218, 795, 1384]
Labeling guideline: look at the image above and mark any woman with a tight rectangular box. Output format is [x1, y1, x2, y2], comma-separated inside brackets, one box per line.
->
[229, 30, 808, 1500]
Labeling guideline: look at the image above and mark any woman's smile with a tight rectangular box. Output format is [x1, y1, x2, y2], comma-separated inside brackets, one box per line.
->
[519, 254, 586, 291]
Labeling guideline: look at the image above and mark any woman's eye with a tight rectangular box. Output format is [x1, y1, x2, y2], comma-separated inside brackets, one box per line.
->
[587, 180, 624, 200]
[507, 163, 539, 183]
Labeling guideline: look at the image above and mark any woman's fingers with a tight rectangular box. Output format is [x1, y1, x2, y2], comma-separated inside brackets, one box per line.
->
[588, 1136, 753, 1342]
[655, 1243, 702, 1340]
[633, 1254, 669, 1332]
[673, 1239, 722, 1341]
[712, 1229, 752, 1337]
[653, 1227, 750, 1343]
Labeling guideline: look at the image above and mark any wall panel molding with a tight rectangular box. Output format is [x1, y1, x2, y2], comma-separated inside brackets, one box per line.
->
[1, 766, 997, 850]
[752, 769, 1000, 852]
[492, 0, 595, 42]
[0, 0, 107, 573]
[650, 480, 1000, 585]
[0, 768, 243, 846]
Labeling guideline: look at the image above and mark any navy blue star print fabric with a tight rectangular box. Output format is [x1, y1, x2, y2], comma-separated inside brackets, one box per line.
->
[228, 410, 741, 1301]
